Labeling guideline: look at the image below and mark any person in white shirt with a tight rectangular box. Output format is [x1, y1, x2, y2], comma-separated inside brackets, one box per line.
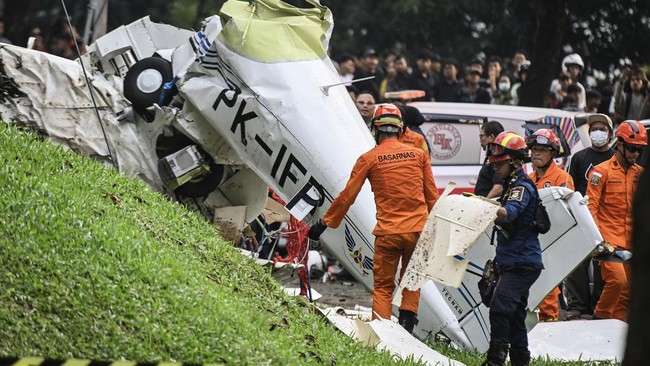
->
[550, 54, 587, 110]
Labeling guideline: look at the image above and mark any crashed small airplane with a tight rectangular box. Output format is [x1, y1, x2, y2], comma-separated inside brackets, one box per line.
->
[0, 0, 625, 361]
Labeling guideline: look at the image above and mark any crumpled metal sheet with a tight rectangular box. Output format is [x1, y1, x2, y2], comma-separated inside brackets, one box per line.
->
[0, 45, 166, 187]
[317, 307, 466, 366]
[395, 194, 499, 295]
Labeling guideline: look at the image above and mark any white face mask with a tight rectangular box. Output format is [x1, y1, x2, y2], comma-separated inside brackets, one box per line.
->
[498, 82, 510, 92]
[590, 130, 609, 147]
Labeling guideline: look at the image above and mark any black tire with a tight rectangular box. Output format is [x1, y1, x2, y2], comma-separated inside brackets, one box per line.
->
[123, 57, 173, 110]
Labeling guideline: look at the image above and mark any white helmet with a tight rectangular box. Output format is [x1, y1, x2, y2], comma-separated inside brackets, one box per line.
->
[562, 53, 584, 72]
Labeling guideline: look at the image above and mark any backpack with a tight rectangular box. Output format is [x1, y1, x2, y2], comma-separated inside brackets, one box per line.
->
[531, 194, 551, 234]
[520, 175, 551, 234]
[491, 174, 552, 242]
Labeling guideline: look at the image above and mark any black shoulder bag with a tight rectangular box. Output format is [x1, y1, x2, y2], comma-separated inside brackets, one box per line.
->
[519, 175, 552, 234]
[478, 259, 497, 307]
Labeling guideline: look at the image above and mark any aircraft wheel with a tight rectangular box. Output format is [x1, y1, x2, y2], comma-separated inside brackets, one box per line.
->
[123, 57, 173, 110]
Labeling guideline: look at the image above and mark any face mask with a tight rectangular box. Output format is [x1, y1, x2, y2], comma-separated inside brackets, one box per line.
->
[498, 82, 510, 92]
[590, 130, 609, 147]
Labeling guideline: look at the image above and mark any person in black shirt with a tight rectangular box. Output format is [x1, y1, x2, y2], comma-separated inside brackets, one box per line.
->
[408, 51, 438, 101]
[461, 68, 492, 104]
[353, 48, 383, 100]
[569, 115, 616, 194]
[433, 58, 463, 102]
[387, 55, 411, 92]
[565, 113, 615, 320]
[475, 121, 505, 197]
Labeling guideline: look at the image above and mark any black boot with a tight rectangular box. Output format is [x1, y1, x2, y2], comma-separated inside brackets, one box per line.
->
[481, 339, 509, 366]
[509, 347, 531, 366]
[398, 310, 418, 334]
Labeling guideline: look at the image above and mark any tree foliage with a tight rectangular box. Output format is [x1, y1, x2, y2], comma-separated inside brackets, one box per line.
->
[564, 0, 650, 72]
[323, 0, 649, 69]
[2, 0, 175, 47]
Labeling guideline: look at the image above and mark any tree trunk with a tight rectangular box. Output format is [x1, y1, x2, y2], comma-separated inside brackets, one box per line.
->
[3, 0, 42, 45]
[518, 0, 567, 108]
[194, 0, 209, 28]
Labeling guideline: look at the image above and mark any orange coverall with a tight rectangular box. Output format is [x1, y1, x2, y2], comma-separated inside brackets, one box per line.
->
[399, 127, 430, 154]
[323, 138, 439, 319]
[529, 161, 575, 321]
[587, 155, 644, 321]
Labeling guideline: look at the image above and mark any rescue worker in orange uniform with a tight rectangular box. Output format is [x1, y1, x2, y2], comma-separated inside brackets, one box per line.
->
[526, 129, 575, 322]
[399, 126, 429, 153]
[587, 120, 646, 321]
[308, 104, 439, 333]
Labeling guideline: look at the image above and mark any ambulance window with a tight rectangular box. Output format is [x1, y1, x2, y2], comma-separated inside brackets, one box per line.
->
[419, 116, 484, 166]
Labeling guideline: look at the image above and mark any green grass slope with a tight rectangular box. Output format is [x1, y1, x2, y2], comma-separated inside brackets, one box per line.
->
[0, 124, 416, 365]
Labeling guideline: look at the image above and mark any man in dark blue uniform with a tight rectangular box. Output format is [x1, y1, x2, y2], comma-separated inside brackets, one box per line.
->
[475, 120, 505, 198]
[483, 131, 544, 366]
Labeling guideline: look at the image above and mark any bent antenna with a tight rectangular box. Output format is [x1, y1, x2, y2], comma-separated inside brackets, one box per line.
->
[320, 76, 374, 96]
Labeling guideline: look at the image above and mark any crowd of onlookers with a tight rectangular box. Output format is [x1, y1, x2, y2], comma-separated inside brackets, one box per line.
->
[0, 18, 87, 59]
[3, 16, 647, 126]
[333, 48, 650, 125]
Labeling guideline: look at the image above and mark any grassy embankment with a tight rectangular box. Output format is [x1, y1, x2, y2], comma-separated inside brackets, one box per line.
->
[0, 123, 621, 365]
[0, 124, 423, 365]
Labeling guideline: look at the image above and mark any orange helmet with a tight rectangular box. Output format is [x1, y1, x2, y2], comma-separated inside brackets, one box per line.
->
[487, 131, 528, 163]
[616, 120, 647, 146]
[371, 104, 404, 132]
[526, 128, 561, 152]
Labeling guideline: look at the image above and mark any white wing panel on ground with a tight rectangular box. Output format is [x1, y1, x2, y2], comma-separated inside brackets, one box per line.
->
[319, 306, 466, 366]
[528, 319, 626, 361]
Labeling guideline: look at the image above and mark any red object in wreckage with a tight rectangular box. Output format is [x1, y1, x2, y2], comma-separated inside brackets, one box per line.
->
[270, 190, 310, 296]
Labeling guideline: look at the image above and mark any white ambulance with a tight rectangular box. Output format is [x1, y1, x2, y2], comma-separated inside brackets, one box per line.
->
[411, 102, 587, 193]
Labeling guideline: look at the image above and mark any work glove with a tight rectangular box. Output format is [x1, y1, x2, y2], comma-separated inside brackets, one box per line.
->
[308, 219, 327, 241]
[592, 242, 632, 263]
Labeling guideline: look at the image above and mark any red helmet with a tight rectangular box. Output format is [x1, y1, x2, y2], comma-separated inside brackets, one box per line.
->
[616, 120, 647, 146]
[488, 131, 528, 163]
[372, 104, 404, 132]
[526, 129, 561, 152]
